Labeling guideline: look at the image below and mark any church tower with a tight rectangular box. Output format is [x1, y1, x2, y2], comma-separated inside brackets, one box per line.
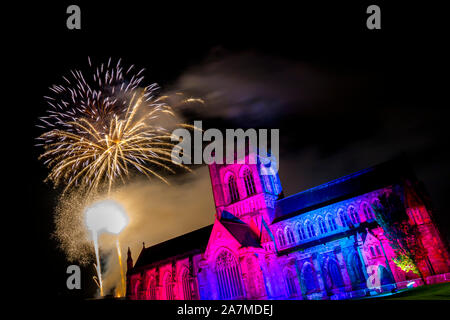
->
[126, 247, 133, 297]
[208, 151, 282, 239]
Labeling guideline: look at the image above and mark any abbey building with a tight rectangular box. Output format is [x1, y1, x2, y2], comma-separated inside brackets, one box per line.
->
[126, 154, 450, 300]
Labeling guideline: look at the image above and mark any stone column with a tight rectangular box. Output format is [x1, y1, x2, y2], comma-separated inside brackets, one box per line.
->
[311, 253, 328, 299]
[355, 234, 369, 289]
[138, 272, 146, 300]
[155, 266, 161, 300]
[293, 258, 304, 300]
[259, 253, 274, 299]
[171, 260, 177, 300]
[188, 255, 199, 300]
[335, 246, 352, 292]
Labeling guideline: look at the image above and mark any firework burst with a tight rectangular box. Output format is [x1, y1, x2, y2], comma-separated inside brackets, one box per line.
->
[37, 57, 200, 194]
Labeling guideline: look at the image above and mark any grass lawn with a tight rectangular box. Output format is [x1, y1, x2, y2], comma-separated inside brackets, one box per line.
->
[380, 282, 450, 300]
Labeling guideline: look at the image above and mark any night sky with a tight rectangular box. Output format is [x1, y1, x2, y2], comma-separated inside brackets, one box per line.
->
[14, 2, 449, 301]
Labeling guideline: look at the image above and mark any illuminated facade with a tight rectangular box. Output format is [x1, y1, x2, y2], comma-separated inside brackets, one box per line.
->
[126, 154, 450, 300]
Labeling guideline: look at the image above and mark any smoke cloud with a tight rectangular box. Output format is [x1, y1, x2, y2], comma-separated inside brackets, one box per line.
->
[167, 50, 367, 128]
[54, 167, 215, 296]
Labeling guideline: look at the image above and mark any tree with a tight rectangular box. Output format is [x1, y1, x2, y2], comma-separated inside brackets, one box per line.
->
[371, 187, 426, 284]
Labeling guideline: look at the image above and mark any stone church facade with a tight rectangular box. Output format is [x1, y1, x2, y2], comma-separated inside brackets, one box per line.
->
[126, 154, 450, 300]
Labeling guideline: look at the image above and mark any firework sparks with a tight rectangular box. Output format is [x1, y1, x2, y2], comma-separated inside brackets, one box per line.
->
[37, 57, 201, 194]
[85, 199, 128, 296]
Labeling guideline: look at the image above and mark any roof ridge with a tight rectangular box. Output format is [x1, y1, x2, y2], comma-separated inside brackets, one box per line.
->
[279, 156, 410, 202]
[141, 224, 214, 251]
[272, 156, 414, 223]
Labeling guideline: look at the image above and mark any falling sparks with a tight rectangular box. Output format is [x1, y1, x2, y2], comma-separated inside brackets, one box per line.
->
[38, 58, 205, 297]
[85, 199, 129, 296]
[37, 57, 202, 194]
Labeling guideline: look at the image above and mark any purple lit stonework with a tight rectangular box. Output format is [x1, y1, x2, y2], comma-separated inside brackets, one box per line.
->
[126, 154, 450, 300]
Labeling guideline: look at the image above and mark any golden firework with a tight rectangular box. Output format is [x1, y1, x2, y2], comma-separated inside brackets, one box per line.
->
[37, 58, 201, 194]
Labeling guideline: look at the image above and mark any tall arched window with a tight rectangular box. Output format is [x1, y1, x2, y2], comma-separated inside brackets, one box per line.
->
[339, 210, 350, 228]
[306, 221, 316, 238]
[372, 198, 381, 215]
[349, 207, 360, 225]
[181, 268, 192, 300]
[363, 203, 374, 220]
[328, 260, 344, 288]
[378, 265, 395, 286]
[165, 273, 175, 300]
[302, 264, 318, 293]
[298, 224, 306, 240]
[227, 175, 239, 203]
[412, 208, 423, 224]
[327, 214, 337, 231]
[350, 253, 366, 285]
[375, 246, 382, 256]
[243, 168, 256, 196]
[147, 277, 157, 300]
[216, 250, 244, 299]
[318, 217, 328, 234]
[286, 228, 295, 244]
[134, 280, 141, 300]
[285, 269, 298, 297]
[278, 230, 286, 247]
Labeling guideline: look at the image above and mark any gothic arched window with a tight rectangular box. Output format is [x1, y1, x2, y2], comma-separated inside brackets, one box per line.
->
[302, 264, 318, 293]
[327, 214, 337, 231]
[134, 280, 141, 300]
[372, 198, 382, 214]
[227, 175, 239, 203]
[216, 250, 244, 299]
[349, 207, 360, 225]
[181, 268, 192, 300]
[318, 217, 328, 234]
[286, 228, 295, 244]
[412, 208, 423, 224]
[278, 230, 286, 247]
[350, 253, 366, 285]
[298, 224, 306, 240]
[306, 221, 316, 238]
[339, 209, 350, 228]
[285, 269, 298, 297]
[375, 246, 382, 256]
[363, 203, 374, 220]
[165, 273, 175, 300]
[147, 277, 157, 300]
[243, 168, 256, 196]
[328, 260, 344, 288]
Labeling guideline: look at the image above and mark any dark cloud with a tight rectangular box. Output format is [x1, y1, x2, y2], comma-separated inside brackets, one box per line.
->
[169, 50, 375, 128]
[168, 50, 450, 239]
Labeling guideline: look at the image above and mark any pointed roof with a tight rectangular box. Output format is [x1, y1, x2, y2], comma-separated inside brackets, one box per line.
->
[260, 224, 273, 243]
[219, 212, 261, 248]
[362, 228, 379, 246]
[403, 179, 430, 209]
